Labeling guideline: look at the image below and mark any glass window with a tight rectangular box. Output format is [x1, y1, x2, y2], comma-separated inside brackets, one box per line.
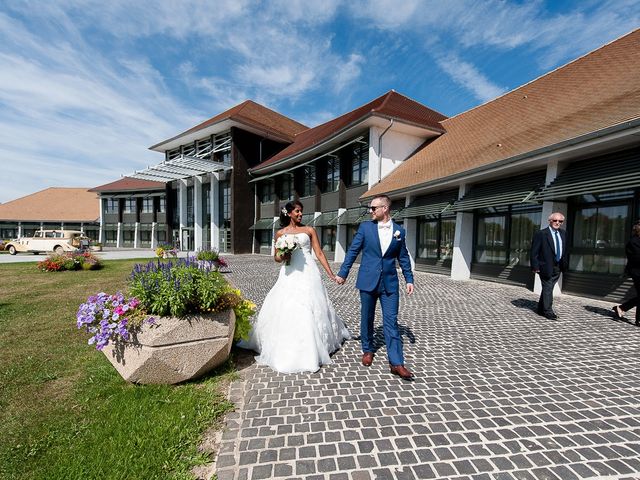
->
[258, 230, 272, 248]
[105, 229, 117, 243]
[300, 165, 316, 197]
[142, 198, 153, 213]
[187, 186, 194, 227]
[510, 210, 542, 267]
[417, 220, 438, 259]
[279, 174, 294, 201]
[325, 158, 340, 192]
[219, 181, 231, 229]
[346, 224, 359, 250]
[212, 133, 231, 165]
[139, 230, 151, 243]
[476, 215, 507, 264]
[570, 204, 628, 274]
[259, 180, 275, 203]
[104, 198, 118, 214]
[158, 196, 166, 213]
[320, 226, 336, 252]
[416, 217, 455, 261]
[123, 198, 136, 214]
[349, 142, 369, 186]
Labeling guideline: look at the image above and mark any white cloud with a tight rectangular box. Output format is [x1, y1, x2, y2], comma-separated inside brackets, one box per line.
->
[0, 8, 200, 202]
[435, 54, 506, 102]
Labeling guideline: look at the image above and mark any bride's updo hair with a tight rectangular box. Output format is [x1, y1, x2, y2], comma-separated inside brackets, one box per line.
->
[279, 200, 304, 227]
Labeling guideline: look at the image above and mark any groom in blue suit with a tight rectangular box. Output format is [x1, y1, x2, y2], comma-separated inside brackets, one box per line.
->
[336, 195, 415, 380]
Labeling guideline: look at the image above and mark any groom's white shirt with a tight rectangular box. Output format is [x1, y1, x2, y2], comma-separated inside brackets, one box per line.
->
[378, 220, 393, 255]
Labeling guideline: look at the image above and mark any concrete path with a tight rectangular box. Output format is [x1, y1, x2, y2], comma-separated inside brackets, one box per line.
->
[0, 248, 189, 263]
[216, 255, 640, 480]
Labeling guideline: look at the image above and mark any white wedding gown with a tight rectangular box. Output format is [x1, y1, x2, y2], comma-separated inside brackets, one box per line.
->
[239, 232, 350, 373]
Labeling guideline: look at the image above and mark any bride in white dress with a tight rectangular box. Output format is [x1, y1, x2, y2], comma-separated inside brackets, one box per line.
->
[240, 200, 350, 373]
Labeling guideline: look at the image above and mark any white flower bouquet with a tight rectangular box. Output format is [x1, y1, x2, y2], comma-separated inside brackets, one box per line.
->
[275, 234, 299, 265]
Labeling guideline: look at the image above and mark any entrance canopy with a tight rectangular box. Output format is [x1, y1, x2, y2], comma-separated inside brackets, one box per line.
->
[128, 155, 231, 182]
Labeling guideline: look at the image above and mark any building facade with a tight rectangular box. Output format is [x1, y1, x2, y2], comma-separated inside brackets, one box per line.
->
[92, 101, 307, 253]
[88, 30, 640, 303]
[0, 188, 100, 241]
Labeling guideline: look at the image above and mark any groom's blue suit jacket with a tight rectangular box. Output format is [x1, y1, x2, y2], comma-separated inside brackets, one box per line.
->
[338, 220, 414, 293]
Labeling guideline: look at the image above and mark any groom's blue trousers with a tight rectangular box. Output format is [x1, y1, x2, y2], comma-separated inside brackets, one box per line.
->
[359, 280, 404, 366]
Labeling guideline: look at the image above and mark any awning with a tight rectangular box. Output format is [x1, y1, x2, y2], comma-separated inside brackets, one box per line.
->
[533, 148, 640, 201]
[249, 218, 277, 230]
[396, 190, 458, 218]
[450, 171, 545, 212]
[301, 213, 315, 225]
[128, 155, 232, 182]
[333, 207, 369, 225]
[309, 211, 339, 227]
[103, 192, 165, 199]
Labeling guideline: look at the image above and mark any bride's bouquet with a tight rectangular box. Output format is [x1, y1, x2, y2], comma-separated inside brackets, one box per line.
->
[275, 234, 299, 266]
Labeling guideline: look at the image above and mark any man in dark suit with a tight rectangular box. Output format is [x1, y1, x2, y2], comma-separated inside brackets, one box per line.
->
[530, 212, 568, 320]
[335, 194, 415, 380]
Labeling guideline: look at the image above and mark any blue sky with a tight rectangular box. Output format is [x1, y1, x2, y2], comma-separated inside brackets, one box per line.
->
[0, 0, 638, 203]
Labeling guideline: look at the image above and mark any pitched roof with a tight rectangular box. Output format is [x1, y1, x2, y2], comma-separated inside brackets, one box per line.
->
[0, 187, 99, 222]
[250, 90, 447, 173]
[367, 28, 640, 198]
[90, 177, 166, 192]
[150, 100, 308, 150]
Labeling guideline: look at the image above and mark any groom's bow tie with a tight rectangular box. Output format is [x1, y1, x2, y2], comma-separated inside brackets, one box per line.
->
[378, 224, 391, 229]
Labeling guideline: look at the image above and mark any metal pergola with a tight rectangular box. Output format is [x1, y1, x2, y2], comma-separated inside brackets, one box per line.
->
[128, 155, 232, 182]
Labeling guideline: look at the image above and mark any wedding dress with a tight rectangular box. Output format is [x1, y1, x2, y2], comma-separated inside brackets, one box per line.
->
[240, 232, 350, 373]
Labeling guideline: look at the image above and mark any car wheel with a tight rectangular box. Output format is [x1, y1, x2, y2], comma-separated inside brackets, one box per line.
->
[8, 245, 17, 255]
[54, 246, 64, 254]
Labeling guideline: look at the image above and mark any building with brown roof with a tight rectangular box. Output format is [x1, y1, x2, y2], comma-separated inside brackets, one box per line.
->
[249, 90, 447, 256]
[91, 101, 307, 251]
[361, 28, 640, 302]
[0, 187, 100, 240]
[88, 29, 639, 302]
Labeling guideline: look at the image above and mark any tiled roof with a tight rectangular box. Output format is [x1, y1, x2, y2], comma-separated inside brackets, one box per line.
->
[90, 177, 166, 192]
[150, 100, 308, 150]
[250, 90, 447, 173]
[0, 187, 99, 222]
[367, 28, 640, 198]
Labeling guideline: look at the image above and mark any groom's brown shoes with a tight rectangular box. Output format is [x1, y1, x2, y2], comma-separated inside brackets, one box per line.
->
[362, 352, 374, 367]
[390, 365, 414, 380]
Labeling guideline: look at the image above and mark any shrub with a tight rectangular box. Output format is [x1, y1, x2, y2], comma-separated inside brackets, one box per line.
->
[129, 257, 253, 339]
[195, 249, 228, 270]
[129, 258, 229, 318]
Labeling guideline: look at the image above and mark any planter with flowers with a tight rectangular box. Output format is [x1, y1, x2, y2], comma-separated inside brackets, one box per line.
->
[76, 257, 254, 384]
[155, 243, 178, 259]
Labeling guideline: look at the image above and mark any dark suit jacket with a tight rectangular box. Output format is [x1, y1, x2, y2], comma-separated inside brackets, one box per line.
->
[624, 236, 640, 277]
[530, 227, 568, 277]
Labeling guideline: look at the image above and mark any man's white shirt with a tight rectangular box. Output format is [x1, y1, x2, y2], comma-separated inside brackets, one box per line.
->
[378, 220, 393, 255]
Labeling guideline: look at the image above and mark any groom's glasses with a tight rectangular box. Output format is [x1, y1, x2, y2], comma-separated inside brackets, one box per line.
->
[368, 205, 385, 212]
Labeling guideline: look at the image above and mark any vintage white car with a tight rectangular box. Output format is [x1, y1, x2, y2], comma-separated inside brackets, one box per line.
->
[6, 230, 90, 255]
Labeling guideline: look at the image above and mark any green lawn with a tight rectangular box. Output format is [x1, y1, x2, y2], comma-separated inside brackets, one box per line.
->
[0, 259, 235, 480]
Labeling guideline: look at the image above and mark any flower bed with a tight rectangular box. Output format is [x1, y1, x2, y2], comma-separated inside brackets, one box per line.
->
[38, 251, 102, 272]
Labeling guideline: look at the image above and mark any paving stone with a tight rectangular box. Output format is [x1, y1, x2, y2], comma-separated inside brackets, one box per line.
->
[213, 256, 640, 479]
[273, 463, 293, 478]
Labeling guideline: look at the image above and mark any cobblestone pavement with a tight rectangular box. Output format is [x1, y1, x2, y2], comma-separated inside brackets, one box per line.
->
[215, 255, 640, 480]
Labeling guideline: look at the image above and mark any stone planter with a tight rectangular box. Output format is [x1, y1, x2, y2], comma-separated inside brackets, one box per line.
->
[102, 309, 235, 384]
[89, 245, 102, 252]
